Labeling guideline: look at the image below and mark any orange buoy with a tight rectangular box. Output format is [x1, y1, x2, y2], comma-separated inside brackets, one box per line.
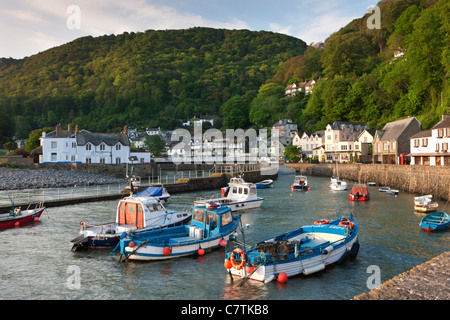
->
[224, 259, 232, 269]
[277, 272, 288, 283]
[198, 248, 205, 256]
[163, 246, 171, 256]
[314, 219, 330, 225]
[339, 220, 355, 229]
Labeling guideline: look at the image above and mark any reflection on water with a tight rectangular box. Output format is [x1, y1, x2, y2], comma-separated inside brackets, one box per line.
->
[0, 169, 448, 300]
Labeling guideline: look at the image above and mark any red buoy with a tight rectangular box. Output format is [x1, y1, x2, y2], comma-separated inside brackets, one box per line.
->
[277, 272, 288, 283]
[245, 264, 255, 274]
[224, 259, 232, 269]
[128, 241, 136, 248]
[14, 221, 20, 227]
[198, 248, 205, 256]
[34, 217, 39, 222]
[219, 239, 227, 247]
[163, 246, 171, 256]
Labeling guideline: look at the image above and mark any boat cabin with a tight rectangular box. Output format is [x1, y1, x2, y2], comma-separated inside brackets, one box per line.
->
[190, 205, 234, 238]
[222, 178, 258, 200]
[116, 197, 188, 230]
[294, 176, 307, 186]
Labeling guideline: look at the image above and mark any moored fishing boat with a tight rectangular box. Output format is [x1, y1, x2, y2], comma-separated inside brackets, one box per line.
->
[0, 203, 45, 229]
[419, 211, 450, 231]
[70, 194, 191, 251]
[291, 175, 309, 191]
[224, 213, 359, 283]
[131, 186, 170, 202]
[194, 177, 263, 212]
[378, 187, 390, 192]
[348, 184, 370, 201]
[113, 204, 241, 261]
[255, 179, 273, 189]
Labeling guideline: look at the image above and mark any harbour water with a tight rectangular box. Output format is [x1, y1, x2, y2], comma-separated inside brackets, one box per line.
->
[0, 168, 448, 300]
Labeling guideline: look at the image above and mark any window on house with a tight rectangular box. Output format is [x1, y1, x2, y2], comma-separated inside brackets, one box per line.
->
[116, 144, 121, 150]
[115, 157, 121, 164]
[100, 158, 105, 164]
[51, 141, 57, 149]
[72, 142, 76, 148]
[437, 129, 444, 138]
[100, 144, 106, 151]
[341, 145, 347, 151]
[51, 153, 57, 161]
[422, 138, 428, 147]
[86, 157, 91, 164]
[86, 144, 91, 151]
[442, 142, 448, 152]
[71, 155, 76, 161]
[436, 144, 440, 152]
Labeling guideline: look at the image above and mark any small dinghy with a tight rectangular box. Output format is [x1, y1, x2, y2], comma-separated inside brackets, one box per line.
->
[224, 213, 359, 283]
[0, 203, 45, 229]
[113, 204, 241, 261]
[415, 202, 439, 213]
[420, 211, 450, 231]
[255, 179, 273, 189]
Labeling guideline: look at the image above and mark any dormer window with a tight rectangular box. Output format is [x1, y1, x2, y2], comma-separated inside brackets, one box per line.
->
[116, 144, 121, 150]
[86, 143, 91, 151]
[100, 143, 106, 151]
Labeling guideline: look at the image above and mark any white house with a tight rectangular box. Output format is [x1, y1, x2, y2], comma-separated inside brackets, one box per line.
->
[324, 121, 368, 163]
[40, 124, 150, 164]
[292, 131, 324, 159]
[409, 114, 450, 166]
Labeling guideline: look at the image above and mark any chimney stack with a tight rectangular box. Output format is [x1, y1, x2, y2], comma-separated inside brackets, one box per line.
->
[68, 123, 72, 132]
[124, 125, 128, 135]
[56, 124, 62, 137]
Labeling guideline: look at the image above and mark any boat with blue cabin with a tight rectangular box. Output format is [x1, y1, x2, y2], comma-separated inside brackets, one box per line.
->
[194, 177, 263, 212]
[291, 175, 310, 191]
[70, 194, 191, 251]
[224, 212, 359, 283]
[113, 204, 241, 261]
[420, 211, 450, 231]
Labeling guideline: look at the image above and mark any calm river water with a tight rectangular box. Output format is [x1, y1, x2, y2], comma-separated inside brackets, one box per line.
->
[1, 167, 448, 300]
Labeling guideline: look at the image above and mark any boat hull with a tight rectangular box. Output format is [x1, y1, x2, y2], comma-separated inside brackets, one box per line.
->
[123, 231, 236, 261]
[226, 217, 359, 282]
[255, 180, 273, 189]
[420, 211, 450, 231]
[0, 207, 45, 229]
[291, 185, 309, 191]
[193, 198, 263, 212]
[71, 213, 192, 250]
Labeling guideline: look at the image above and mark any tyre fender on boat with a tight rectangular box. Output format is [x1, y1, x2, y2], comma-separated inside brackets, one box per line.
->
[349, 241, 360, 260]
[230, 248, 246, 270]
[337, 250, 349, 265]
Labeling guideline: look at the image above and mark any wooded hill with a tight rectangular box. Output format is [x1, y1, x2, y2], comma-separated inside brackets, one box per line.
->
[0, 0, 449, 147]
[0, 28, 307, 143]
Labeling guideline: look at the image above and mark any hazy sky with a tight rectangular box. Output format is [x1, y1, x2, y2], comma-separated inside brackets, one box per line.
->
[0, 0, 378, 59]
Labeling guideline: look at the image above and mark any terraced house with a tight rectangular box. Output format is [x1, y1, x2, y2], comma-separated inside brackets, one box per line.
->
[409, 114, 450, 166]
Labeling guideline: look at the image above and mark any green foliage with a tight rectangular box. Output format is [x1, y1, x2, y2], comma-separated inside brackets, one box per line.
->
[284, 145, 301, 162]
[145, 134, 166, 156]
[0, 28, 306, 136]
[25, 127, 54, 153]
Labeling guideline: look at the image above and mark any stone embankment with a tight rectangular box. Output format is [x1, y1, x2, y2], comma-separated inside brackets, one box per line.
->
[354, 252, 450, 300]
[287, 163, 450, 201]
[0, 167, 125, 190]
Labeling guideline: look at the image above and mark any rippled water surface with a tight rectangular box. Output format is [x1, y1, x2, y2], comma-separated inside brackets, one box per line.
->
[1, 168, 448, 300]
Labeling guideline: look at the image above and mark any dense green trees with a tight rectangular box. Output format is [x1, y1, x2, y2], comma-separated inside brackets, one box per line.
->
[0, 28, 306, 139]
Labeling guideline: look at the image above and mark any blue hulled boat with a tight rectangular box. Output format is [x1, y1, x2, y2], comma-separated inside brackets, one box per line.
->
[113, 204, 241, 261]
[224, 213, 359, 283]
[255, 179, 273, 189]
[420, 211, 450, 231]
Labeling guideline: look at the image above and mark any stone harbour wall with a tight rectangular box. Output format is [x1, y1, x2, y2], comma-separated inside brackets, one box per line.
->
[286, 163, 450, 201]
[353, 251, 450, 300]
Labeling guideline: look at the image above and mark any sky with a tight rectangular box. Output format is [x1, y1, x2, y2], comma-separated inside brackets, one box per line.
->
[0, 0, 378, 59]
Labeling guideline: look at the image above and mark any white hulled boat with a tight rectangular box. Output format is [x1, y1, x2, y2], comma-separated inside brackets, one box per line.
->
[194, 177, 263, 212]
